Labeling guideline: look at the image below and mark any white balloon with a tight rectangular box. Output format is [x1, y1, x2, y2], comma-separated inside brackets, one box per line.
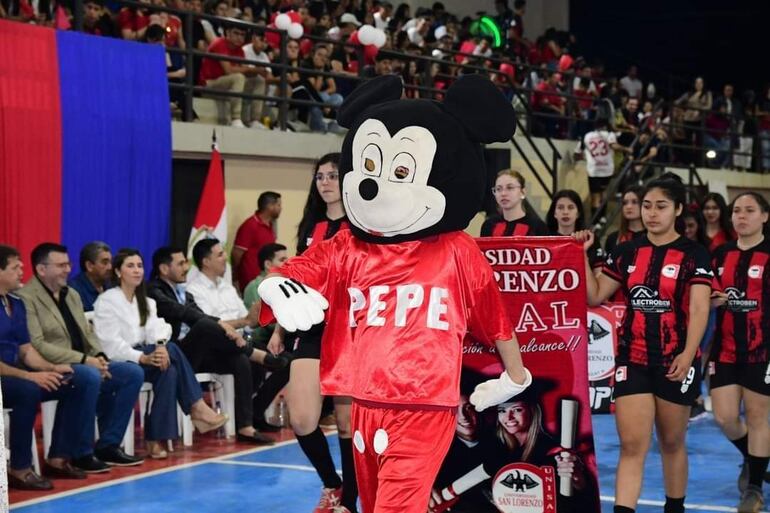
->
[275, 13, 291, 30]
[288, 22, 304, 39]
[373, 29, 387, 48]
[327, 26, 341, 41]
[357, 24, 375, 45]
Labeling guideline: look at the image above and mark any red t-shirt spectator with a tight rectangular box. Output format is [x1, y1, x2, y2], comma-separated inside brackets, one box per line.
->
[574, 89, 593, 111]
[533, 81, 563, 111]
[199, 37, 245, 84]
[234, 213, 276, 289]
[118, 8, 149, 33]
[164, 15, 182, 48]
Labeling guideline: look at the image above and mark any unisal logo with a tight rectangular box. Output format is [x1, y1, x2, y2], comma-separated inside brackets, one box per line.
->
[629, 285, 671, 313]
[725, 287, 758, 312]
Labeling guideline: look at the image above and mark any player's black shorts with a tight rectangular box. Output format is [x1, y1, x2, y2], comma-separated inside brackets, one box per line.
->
[588, 176, 612, 194]
[613, 362, 701, 406]
[290, 324, 324, 360]
[709, 361, 770, 396]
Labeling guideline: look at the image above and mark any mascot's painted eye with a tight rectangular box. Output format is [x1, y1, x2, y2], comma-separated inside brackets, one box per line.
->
[361, 143, 383, 177]
[389, 152, 416, 183]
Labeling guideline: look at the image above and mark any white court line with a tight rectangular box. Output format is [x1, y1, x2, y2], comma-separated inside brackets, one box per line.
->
[600, 495, 769, 513]
[10, 431, 337, 510]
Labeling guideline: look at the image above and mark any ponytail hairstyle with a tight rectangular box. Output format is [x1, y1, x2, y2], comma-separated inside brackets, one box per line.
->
[643, 172, 686, 231]
[730, 192, 770, 235]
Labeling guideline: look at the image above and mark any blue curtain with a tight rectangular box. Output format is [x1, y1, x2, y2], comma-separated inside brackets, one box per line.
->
[57, 31, 172, 268]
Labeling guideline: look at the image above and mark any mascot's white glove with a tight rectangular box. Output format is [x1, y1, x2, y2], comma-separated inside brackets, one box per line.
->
[257, 276, 329, 332]
[470, 368, 533, 412]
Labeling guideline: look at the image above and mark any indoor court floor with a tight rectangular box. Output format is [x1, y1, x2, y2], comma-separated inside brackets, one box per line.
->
[8, 413, 759, 513]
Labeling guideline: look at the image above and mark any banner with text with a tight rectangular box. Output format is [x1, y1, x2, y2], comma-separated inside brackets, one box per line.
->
[432, 237, 600, 513]
[587, 304, 625, 413]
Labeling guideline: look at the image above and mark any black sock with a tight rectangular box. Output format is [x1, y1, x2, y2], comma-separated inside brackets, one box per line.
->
[339, 437, 359, 512]
[748, 454, 770, 488]
[730, 434, 750, 459]
[664, 496, 685, 513]
[296, 428, 342, 489]
[614, 506, 635, 513]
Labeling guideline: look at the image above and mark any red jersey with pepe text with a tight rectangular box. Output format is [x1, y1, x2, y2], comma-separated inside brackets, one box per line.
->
[602, 235, 713, 367]
[712, 239, 770, 363]
[268, 229, 513, 407]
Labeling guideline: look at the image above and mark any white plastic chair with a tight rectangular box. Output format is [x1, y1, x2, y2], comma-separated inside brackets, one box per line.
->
[178, 373, 235, 446]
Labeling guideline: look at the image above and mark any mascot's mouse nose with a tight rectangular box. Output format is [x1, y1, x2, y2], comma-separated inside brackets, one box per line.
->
[359, 178, 379, 201]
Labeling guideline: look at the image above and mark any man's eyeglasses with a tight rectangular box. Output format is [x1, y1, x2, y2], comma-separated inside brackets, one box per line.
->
[492, 185, 522, 194]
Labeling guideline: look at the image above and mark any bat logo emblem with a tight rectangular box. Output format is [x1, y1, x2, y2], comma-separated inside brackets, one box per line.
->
[501, 471, 539, 492]
[588, 319, 610, 343]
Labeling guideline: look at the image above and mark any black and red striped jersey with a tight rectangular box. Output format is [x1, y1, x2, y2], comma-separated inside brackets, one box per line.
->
[602, 235, 713, 367]
[297, 216, 349, 255]
[712, 239, 770, 363]
[480, 213, 548, 237]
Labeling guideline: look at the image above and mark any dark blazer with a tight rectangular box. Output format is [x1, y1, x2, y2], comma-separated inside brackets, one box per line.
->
[147, 279, 218, 342]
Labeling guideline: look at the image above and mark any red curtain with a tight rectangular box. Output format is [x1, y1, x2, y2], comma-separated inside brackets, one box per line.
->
[0, 20, 62, 277]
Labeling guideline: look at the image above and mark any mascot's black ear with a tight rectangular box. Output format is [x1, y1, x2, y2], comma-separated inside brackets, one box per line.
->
[338, 75, 404, 128]
[443, 74, 516, 144]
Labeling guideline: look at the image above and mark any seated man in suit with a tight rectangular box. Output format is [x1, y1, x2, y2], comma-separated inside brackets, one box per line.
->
[0, 245, 103, 490]
[147, 246, 284, 443]
[19, 243, 145, 469]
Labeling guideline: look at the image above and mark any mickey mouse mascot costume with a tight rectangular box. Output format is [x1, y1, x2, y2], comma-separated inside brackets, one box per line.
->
[259, 74, 532, 512]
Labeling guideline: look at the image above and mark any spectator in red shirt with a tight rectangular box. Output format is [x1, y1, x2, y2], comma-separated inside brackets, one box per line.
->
[232, 191, 282, 290]
[118, 0, 150, 41]
[198, 25, 262, 128]
[148, 0, 185, 49]
[533, 71, 565, 138]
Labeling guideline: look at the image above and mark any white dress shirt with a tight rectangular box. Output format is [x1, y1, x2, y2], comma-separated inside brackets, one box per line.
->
[186, 273, 247, 321]
[93, 288, 172, 363]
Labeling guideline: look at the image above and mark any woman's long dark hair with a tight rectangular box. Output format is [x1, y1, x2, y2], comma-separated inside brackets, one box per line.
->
[545, 189, 585, 234]
[681, 207, 709, 247]
[619, 185, 644, 239]
[113, 248, 149, 327]
[296, 153, 342, 246]
[701, 192, 733, 238]
[643, 172, 687, 233]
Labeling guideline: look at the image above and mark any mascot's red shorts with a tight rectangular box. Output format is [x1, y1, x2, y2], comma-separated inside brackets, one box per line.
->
[351, 400, 456, 513]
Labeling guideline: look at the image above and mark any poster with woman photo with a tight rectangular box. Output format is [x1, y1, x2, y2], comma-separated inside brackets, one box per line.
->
[430, 237, 601, 513]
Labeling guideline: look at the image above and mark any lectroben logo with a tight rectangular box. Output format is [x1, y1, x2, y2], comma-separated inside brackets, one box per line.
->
[629, 285, 671, 313]
[725, 287, 758, 312]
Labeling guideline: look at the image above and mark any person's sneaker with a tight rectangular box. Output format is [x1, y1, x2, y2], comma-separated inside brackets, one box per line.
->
[739, 458, 749, 493]
[313, 487, 343, 513]
[737, 484, 764, 513]
[250, 121, 268, 130]
[230, 119, 246, 128]
[71, 455, 110, 474]
[94, 446, 145, 467]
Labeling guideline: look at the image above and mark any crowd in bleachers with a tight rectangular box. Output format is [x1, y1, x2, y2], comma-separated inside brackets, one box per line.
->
[3, 0, 770, 168]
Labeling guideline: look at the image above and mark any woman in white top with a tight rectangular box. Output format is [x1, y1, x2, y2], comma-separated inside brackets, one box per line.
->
[94, 248, 226, 459]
